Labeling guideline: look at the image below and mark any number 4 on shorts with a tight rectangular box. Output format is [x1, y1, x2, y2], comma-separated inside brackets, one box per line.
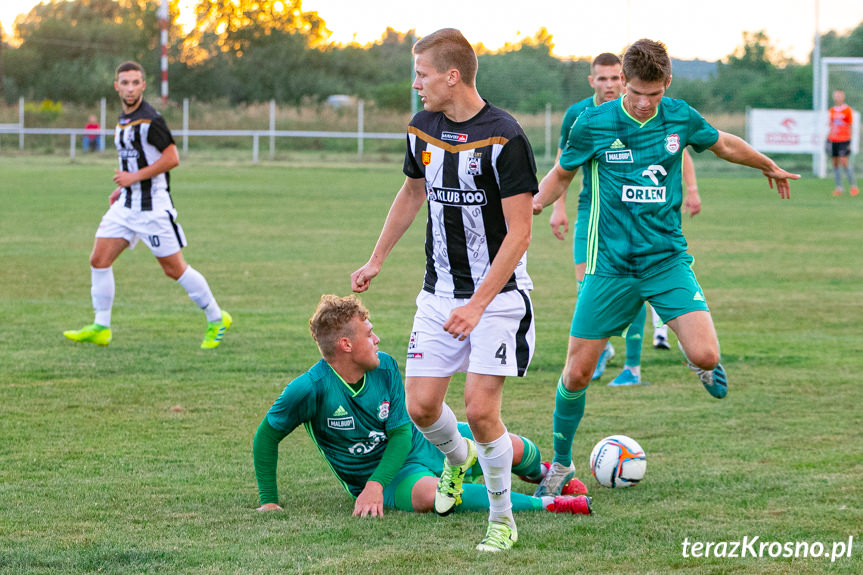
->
[495, 343, 507, 365]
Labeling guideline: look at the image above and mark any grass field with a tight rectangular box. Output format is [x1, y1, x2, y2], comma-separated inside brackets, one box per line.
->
[1, 156, 862, 575]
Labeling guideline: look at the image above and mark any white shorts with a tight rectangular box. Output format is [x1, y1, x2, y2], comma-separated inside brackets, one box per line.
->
[405, 289, 535, 378]
[95, 201, 187, 258]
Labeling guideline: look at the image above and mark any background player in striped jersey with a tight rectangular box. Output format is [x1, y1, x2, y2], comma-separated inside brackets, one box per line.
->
[548, 52, 702, 389]
[351, 28, 541, 551]
[532, 39, 800, 497]
[828, 89, 858, 196]
[63, 61, 231, 349]
[253, 295, 591, 518]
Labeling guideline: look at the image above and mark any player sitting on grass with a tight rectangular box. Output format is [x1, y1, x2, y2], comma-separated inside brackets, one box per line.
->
[253, 294, 591, 517]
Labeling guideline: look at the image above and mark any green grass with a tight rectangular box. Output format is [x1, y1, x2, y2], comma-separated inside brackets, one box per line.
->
[1, 156, 862, 574]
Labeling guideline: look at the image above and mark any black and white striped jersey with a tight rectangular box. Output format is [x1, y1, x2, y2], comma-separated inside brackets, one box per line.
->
[114, 100, 175, 211]
[403, 102, 538, 299]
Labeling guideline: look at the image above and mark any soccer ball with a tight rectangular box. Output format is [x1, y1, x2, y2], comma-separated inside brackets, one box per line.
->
[589, 435, 646, 488]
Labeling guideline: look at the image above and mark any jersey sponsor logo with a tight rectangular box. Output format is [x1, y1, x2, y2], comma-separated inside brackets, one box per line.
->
[332, 405, 348, 417]
[693, 291, 705, 302]
[422, 150, 431, 165]
[378, 401, 390, 420]
[441, 131, 468, 143]
[348, 431, 386, 455]
[622, 186, 667, 203]
[327, 416, 355, 430]
[427, 186, 487, 206]
[605, 149, 633, 163]
[641, 164, 667, 186]
[119, 149, 140, 160]
[610, 138, 626, 149]
[665, 134, 681, 154]
[407, 352, 423, 359]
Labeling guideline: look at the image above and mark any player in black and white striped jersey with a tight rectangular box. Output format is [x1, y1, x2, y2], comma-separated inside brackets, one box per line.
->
[63, 61, 231, 350]
[351, 29, 539, 552]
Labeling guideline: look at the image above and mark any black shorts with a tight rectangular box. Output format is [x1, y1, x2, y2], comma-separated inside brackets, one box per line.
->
[831, 141, 851, 158]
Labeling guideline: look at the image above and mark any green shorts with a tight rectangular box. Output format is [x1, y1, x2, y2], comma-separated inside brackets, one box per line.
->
[571, 260, 709, 339]
[383, 423, 483, 512]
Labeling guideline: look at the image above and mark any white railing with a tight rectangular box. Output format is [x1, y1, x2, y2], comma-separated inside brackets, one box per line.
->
[0, 98, 403, 162]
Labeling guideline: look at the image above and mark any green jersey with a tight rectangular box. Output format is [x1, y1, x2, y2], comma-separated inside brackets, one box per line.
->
[559, 95, 598, 217]
[265, 352, 440, 497]
[560, 96, 718, 277]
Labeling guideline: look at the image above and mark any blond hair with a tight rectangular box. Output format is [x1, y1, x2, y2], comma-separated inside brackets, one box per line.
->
[309, 294, 369, 359]
[413, 28, 478, 87]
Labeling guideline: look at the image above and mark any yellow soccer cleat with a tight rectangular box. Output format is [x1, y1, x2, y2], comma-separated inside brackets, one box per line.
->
[201, 311, 232, 349]
[63, 323, 112, 346]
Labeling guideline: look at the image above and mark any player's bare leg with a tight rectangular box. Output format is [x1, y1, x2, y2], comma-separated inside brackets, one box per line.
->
[668, 310, 727, 399]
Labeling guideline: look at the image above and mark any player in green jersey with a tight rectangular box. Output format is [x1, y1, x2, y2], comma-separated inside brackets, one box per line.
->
[253, 294, 591, 518]
[531, 39, 799, 497]
[548, 52, 702, 389]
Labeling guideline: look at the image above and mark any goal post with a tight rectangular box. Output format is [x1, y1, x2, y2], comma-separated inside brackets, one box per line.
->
[817, 57, 863, 178]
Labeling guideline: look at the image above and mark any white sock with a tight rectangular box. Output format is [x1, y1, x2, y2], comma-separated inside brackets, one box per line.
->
[177, 266, 221, 322]
[415, 403, 468, 465]
[651, 307, 665, 331]
[91, 266, 114, 327]
[476, 430, 514, 526]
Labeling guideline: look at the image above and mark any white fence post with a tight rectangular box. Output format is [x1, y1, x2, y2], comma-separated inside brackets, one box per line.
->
[545, 103, 552, 162]
[357, 99, 364, 158]
[70, 133, 76, 160]
[183, 98, 189, 156]
[269, 99, 276, 160]
[253, 133, 259, 164]
[19, 97, 25, 150]
[100, 97, 107, 152]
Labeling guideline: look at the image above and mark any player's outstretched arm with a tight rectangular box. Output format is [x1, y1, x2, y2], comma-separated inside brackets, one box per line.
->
[351, 176, 427, 293]
[253, 417, 289, 511]
[534, 162, 577, 215]
[708, 132, 801, 199]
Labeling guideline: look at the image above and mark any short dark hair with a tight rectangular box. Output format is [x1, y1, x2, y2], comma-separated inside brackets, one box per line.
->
[413, 28, 478, 87]
[592, 52, 621, 71]
[115, 61, 145, 80]
[623, 39, 671, 83]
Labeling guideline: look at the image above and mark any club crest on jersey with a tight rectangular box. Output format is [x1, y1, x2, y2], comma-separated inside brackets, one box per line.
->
[441, 131, 468, 143]
[378, 401, 390, 420]
[422, 150, 431, 165]
[665, 134, 681, 154]
[465, 156, 482, 176]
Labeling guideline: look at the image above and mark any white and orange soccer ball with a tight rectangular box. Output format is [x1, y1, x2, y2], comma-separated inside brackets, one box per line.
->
[589, 435, 646, 488]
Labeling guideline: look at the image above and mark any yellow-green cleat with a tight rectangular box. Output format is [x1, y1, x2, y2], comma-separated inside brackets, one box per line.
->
[63, 323, 112, 346]
[201, 311, 232, 349]
[476, 521, 518, 552]
[434, 437, 477, 516]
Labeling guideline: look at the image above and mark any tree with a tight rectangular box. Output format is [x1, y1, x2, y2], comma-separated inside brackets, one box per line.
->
[190, 0, 328, 58]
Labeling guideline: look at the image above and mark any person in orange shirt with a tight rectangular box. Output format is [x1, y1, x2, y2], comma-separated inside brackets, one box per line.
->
[828, 90, 858, 196]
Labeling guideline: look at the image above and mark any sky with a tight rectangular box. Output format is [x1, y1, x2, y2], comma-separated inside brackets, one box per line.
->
[2, 0, 863, 63]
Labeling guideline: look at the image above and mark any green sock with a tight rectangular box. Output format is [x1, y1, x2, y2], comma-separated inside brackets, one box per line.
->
[511, 436, 543, 482]
[455, 484, 542, 512]
[552, 377, 588, 467]
[625, 304, 647, 367]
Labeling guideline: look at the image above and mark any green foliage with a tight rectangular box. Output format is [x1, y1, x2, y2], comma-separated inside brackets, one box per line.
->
[2, 0, 863, 115]
[1, 157, 862, 574]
